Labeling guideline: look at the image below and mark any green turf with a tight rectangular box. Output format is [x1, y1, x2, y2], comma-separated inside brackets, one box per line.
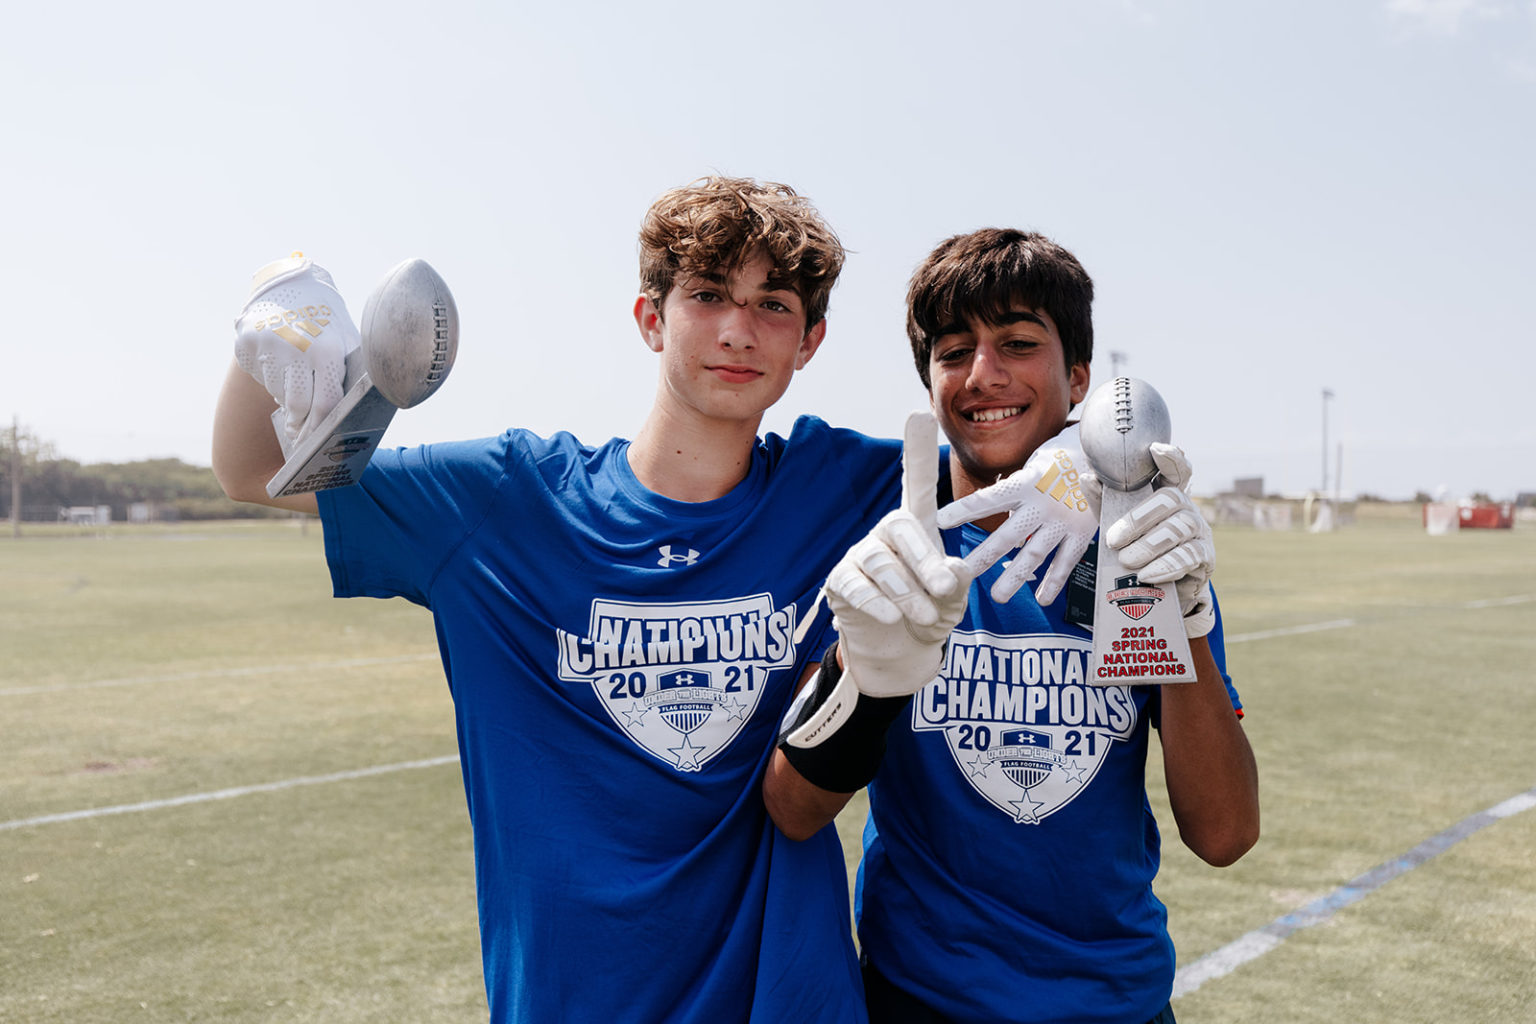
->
[3, 512, 1534, 1022]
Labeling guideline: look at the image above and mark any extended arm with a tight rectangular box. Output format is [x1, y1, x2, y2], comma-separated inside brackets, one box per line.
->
[1107, 443, 1258, 865]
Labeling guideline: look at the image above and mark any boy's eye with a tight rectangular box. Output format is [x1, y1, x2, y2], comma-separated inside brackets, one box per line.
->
[935, 345, 971, 364]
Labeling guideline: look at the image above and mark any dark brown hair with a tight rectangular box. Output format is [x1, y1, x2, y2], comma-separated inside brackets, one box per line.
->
[906, 229, 1094, 388]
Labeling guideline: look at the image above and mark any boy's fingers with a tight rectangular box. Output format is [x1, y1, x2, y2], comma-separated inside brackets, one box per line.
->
[900, 411, 941, 542]
[882, 512, 957, 599]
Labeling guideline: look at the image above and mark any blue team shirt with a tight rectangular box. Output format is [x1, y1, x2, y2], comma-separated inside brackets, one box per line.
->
[318, 416, 901, 1024]
[857, 522, 1240, 1024]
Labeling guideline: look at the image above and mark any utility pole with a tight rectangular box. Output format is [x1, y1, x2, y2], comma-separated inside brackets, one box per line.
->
[1335, 441, 1343, 506]
[1321, 389, 1334, 494]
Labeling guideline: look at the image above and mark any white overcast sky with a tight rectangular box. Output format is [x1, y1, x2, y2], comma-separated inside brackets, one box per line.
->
[3, 0, 1532, 500]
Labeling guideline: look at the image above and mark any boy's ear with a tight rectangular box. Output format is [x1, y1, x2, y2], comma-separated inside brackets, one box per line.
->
[1069, 362, 1090, 404]
[634, 294, 665, 352]
[793, 319, 828, 370]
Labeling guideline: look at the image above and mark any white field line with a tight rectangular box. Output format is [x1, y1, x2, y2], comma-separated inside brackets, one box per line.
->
[0, 653, 439, 697]
[0, 756, 459, 833]
[1173, 784, 1536, 999]
[1463, 594, 1534, 609]
[1224, 593, 1531, 646]
[1225, 619, 1355, 643]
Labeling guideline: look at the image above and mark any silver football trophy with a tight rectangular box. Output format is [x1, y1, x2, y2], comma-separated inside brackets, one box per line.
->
[266, 259, 459, 498]
[1078, 377, 1196, 686]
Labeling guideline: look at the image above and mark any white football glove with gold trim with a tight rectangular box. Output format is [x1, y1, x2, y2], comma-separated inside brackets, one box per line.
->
[233, 254, 360, 453]
[935, 423, 1099, 606]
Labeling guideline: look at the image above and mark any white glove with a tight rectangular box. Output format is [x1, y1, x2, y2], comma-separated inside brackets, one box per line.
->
[826, 411, 974, 698]
[233, 254, 360, 453]
[935, 423, 1098, 606]
[1104, 443, 1216, 638]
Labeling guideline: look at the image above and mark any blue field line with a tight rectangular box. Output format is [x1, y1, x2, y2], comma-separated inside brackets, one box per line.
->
[0, 755, 459, 833]
[1172, 785, 1536, 998]
[0, 653, 440, 697]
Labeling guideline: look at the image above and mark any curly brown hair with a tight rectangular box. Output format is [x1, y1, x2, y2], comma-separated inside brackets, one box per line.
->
[638, 176, 846, 328]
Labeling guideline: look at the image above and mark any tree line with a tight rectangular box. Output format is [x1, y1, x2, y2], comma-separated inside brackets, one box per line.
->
[2, 421, 283, 522]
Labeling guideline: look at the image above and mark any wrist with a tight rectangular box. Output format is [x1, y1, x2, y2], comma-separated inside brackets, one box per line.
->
[779, 642, 911, 792]
[839, 636, 945, 700]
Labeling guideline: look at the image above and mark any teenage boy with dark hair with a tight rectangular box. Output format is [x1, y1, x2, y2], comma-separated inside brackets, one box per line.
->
[765, 228, 1260, 1024]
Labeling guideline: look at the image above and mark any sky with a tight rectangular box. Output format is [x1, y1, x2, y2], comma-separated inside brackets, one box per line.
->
[2, 0, 1532, 501]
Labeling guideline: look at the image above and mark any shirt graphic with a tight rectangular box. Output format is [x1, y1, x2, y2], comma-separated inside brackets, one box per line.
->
[557, 594, 797, 771]
[912, 630, 1137, 823]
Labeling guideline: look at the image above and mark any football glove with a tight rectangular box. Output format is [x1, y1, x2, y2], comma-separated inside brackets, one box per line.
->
[1104, 443, 1216, 638]
[780, 412, 973, 791]
[935, 423, 1098, 606]
[233, 254, 360, 453]
[826, 411, 973, 698]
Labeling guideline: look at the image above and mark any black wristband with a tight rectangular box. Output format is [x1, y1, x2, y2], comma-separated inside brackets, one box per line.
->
[778, 642, 911, 793]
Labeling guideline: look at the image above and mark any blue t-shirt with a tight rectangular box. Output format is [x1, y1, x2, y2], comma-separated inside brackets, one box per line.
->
[318, 416, 901, 1024]
[857, 524, 1240, 1024]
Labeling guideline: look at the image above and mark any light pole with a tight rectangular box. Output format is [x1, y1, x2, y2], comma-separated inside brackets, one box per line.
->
[1110, 351, 1127, 380]
[1321, 388, 1334, 493]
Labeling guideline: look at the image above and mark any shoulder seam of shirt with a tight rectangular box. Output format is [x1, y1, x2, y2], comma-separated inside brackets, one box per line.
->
[420, 434, 519, 599]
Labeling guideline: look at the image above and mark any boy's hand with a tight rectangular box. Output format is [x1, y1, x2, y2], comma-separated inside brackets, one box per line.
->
[233, 255, 360, 452]
[1105, 443, 1216, 637]
[826, 412, 973, 698]
[936, 423, 1098, 606]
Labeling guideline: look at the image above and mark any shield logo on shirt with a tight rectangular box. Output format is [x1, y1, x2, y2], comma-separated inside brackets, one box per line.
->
[656, 670, 714, 734]
[997, 730, 1056, 790]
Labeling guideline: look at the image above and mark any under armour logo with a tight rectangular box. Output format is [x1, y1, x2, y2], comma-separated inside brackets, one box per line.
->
[657, 545, 700, 568]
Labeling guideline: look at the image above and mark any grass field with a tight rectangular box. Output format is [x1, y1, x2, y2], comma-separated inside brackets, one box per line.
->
[3, 510, 1534, 1022]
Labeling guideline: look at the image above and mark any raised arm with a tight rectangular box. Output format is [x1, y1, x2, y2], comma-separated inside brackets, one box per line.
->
[212, 361, 317, 514]
[1105, 443, 1259, 865]
[211, 255, 361, 515]
[764, 412, 973, 840]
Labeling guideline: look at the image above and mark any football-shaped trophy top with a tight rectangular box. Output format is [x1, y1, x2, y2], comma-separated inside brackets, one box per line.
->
[1078, 377, 1171, 491]
[360, 258, 460, 409]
